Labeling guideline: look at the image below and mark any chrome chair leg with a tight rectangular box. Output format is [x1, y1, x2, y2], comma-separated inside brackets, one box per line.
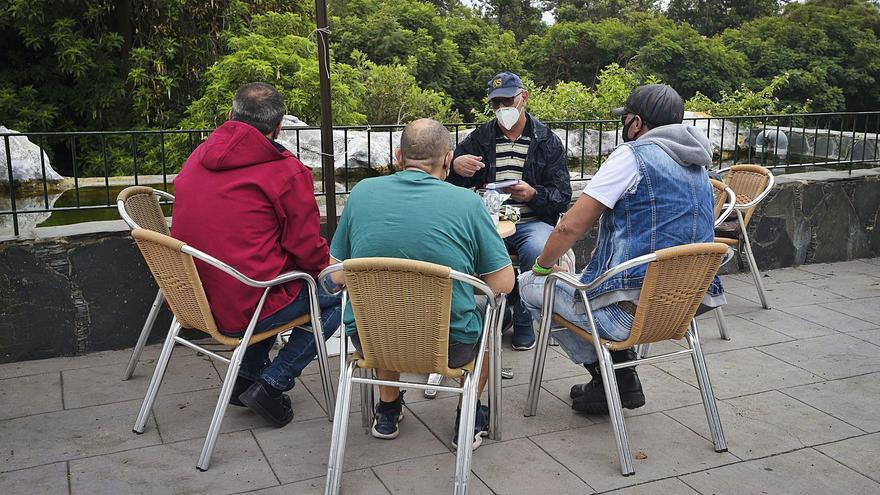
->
[360, 368, 374, 430]
[197, 341, 246, 471]
[714, 307, 730, 340]
[453, 373, 477, 495]
[687, 320, 727, 452]
[738, 211, 770, 309]
[123, 289, 165, 380]
[489, 296, 504, 440]
[524, 308, 554, 417]
[636, 343, 651, 359]
[326, 360, 357, 495]
[133, 318, 180, 433]
[599, 345, 635, 476]
[424, 373, 443, 399]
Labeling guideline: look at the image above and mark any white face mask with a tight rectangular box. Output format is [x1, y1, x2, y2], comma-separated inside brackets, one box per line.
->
[494, 95, 522, 130]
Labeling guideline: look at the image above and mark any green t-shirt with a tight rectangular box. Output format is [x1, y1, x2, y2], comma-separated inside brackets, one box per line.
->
[330, 170, 512, 344]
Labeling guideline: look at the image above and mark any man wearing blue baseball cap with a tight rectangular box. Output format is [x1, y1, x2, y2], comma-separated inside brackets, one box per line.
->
[448, 72, 571, 351]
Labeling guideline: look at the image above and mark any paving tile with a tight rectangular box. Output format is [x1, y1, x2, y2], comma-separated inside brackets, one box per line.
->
[0, 372, 63, 420]
[151, 384, 326, 443]
[467, 437, 593, 494]
[0, 399, 161, 472]
[692, 315, 793, 354]
[655, 348, 822, 400]
[815, 433, 880, 483]
[680, 448, 880, 495]
[499, 344, 586, 388]
[783, 373, 880, 432]
[781, 304, 877, 333]
[372, 452, 494, 494]
[670, 390, 862, 460]
[711, 292, 760, 316]
[541, 365, 700, 418]
[728, 281, 846, 309]
[758, 267, 827, 283]
[246, 469, 389, 495]
[300, 369, 363, 414]
[0, 345, 162, 380]
[62, 353, 221, 409]
[798, 273, 880, 300]
[530, 412, 738, 492]
[821, 297, 880, 325]
[760, 334, 880, 380]
[69, 430, 276, 495]
[736, 308, 838, 339]
[407, 384, 596, 450]
[799, 260, 880, 277]
[849, 328, 880, 346]
[253, 411, 448, 484]
[0, 462, 69, 494]
[603, 477, 700, 495]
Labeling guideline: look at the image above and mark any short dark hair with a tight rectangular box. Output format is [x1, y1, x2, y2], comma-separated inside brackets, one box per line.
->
[230, 82, 286, 134]
[398, 119, 452, 168]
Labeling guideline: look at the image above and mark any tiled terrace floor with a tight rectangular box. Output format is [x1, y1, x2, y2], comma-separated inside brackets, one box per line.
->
[2, 258, 879, 494]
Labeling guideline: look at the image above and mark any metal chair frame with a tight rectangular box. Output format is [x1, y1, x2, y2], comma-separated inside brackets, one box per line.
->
[318, 260, 505, 495]
[523, 246, 729, 476]
[128, 229, 336, 471]
[117, 187, 175, 381]
[710, 180, 737, 341]
[717, 165, 776, 309]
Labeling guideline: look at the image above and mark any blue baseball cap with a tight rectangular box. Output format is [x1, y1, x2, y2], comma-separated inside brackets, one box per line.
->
[487, 72, 524, 100]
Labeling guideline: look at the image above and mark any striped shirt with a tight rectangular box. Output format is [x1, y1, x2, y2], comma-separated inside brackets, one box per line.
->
[495, 123, 534, 222]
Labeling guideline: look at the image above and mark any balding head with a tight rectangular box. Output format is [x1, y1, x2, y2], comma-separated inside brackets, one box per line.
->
[397, 119, 452, 171]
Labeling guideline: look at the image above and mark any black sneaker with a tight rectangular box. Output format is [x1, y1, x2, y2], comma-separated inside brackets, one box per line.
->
[452, 403, 490, 450]
[371, 391, 405, 440]
[511, 324, 536, 350]
[571, 354, 645, 414]
[229, 376, 254, 407]
[239, 381, 294, 427]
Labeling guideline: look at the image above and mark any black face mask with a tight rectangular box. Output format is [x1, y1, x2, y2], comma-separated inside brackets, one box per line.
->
[621, 115, 637, 143]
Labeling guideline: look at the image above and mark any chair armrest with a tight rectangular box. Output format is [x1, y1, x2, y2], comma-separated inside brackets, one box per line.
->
[714, 187, 737, 228]
[317, 263, 345, 294]
[181, 245, 317, 289]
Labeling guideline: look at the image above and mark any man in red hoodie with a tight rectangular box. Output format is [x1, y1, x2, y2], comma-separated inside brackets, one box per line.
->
[172, 82, 340, 427]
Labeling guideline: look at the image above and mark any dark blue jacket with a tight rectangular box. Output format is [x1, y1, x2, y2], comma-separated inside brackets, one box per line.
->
[448, 114, 572, 226]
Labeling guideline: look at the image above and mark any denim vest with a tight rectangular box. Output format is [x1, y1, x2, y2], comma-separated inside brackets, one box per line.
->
[580, 140, 724, 308]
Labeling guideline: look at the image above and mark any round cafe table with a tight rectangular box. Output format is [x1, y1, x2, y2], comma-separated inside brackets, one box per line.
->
[424, 219, 517, 398]
[497, 220, 515, 239]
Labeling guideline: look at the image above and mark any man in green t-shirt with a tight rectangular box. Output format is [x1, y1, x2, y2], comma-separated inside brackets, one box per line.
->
[329, 118, 514, 450]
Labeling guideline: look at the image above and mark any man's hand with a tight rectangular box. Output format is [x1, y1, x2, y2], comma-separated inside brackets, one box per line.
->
[505, 181, 536, 202]
[452, 154, 484, 177]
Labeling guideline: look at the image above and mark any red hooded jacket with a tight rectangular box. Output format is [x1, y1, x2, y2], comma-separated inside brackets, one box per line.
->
[171, 121, 329, 333]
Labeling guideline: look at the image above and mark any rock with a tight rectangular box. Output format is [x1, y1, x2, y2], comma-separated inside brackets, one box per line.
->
[0, 126, 63, 183]
[0, 190, 65, 235]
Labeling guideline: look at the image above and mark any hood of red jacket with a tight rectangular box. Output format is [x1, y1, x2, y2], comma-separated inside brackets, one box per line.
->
[198, 120, 288, 171]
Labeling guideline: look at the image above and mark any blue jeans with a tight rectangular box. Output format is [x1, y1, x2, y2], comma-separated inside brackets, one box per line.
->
[518, 270, 633, 365]
[238, 284, 341, 391]
[505, 220, 555, 332]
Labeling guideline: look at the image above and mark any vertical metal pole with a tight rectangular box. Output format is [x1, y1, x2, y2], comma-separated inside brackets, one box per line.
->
[315, 0, 337, 237]
[4, 135, 18, 236]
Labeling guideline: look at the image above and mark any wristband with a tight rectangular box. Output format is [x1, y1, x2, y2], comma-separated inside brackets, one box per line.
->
[531, 260, 553, 276]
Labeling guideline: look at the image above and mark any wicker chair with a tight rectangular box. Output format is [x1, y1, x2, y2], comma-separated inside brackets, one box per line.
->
[523, 243, 730, 476]
[117, 186, 175, 381]
[709, 179, 737, 340]
[319, 258, 505, 495]
[715, 164, 775, 309]
[128, 229, 336, 471]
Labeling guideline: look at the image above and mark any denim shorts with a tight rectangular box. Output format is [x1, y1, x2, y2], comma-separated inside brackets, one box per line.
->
[349, 334, 480, 369]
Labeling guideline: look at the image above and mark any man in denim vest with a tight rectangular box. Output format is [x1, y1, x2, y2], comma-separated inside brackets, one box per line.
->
[519, 84, 725, 414]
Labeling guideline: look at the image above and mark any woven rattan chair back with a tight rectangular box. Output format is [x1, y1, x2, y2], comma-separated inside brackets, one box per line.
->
[118, 186, 170, 235]
[724, 164, 770, 226]
[131, 228, 220, 334]
[343, 257, 465, 378]
[623, 243, 728, 347]
[709, 179, 729, 220]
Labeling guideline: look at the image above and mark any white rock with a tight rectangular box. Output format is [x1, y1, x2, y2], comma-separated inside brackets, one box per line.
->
[0, 126, 63, 183]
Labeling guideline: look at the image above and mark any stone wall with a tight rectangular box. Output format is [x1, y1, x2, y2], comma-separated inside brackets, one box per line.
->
[1, 169, 878, 363]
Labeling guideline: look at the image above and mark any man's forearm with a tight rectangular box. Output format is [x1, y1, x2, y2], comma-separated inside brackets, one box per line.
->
[536, 225, 579, 268]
